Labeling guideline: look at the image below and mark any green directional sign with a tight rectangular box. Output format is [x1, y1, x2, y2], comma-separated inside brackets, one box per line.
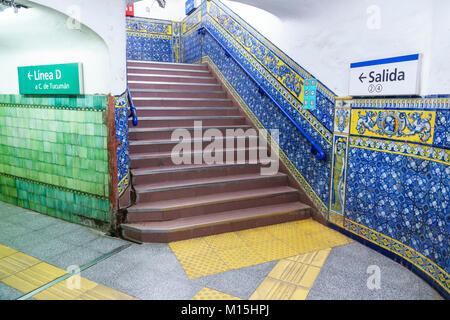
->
[18, 63, 84, 95]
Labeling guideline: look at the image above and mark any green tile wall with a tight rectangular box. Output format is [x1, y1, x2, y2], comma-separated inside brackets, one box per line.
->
[0, 174, 110, 229]
[0, 94, 111, 228]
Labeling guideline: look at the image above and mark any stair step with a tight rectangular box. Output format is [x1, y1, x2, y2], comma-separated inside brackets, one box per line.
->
[128, 186, 298, 213]
[127, 60, 208, 70]
[121, 202, 311, 243]
[135, 172, 286, 193]
[129, 135, 259, 153]
[128, 81, 221, 91]
[129, 125, 253, 140]
[131, 161, 271, 184]
[132, 161, 265, 175]
[133, 107, 239, 117]
[132, 97, 232, 107]
[130, 145, 264, 168]
[130, 89, 227, 99]
[130, 115, 246, 127]
[127, 67, 210, 73]
[127, 74, 217, 84]
[127, 67, 211, 77]
[126, 186, 299, 222]
[134, 172, 287, 203]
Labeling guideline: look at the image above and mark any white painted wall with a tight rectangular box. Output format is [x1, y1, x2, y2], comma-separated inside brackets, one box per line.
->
[133, 0, 186, 21]
[0, 0, 127, 95]
[223, 0, 450, 96]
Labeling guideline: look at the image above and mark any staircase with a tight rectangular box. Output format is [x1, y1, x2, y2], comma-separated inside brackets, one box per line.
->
[121, 60, 312, 243]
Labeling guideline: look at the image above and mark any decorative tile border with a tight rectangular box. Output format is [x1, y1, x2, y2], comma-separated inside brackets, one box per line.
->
[182, 8, 202, 35]
[0, 94, 106, 111]
[349, 136, 449, 165]
[352, 97, 450, 110]
[208, 0, 336, 102]
[350, 108, 436, 144]
[0, 172, 108, 201]
[337, 218, 450, 297]
[329, 135, 349, 217]
[328, 100, 352, 224]
[204, 13, 333, 145]
[126, 17, 173, 38]
[114, 90, 130, 197]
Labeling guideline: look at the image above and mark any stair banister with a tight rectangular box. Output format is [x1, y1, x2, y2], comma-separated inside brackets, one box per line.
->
[127, 86, 138, 127]
[198, 27, 326, 161]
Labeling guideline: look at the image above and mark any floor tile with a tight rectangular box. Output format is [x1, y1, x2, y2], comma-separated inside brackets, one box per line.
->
[192, 287, 241, 300]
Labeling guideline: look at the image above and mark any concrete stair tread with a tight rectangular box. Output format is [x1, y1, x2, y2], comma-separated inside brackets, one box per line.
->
[128, 186, 299, 212]
[122, 202, 309, 232]
[134, 172, 287, 193]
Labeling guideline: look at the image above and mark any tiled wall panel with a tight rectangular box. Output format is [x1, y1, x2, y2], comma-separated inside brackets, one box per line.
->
[0, 95, 111, 228]
[126, 17, 181, 63]
[115, 90, 130, 197]
[181, 8, 203, 64]
[330, 98, 450, 297]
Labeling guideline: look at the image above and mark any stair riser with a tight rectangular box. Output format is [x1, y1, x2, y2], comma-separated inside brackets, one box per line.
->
[130, 91, 227, 99]
[127, 192, 301, 222]
[134, 108, 240, 117]
[130, 148, 267, 168]
[136, 176, 288, 203]
[127, 68, 211, 77]
[132, 99, 232, 107]
[129, 118, 246, 128]
[127, 62, 208, 70]
[129, 127, 252, 140]
[132, 164, 264, 184]
[129, 83, 222, 91]
[129, 138, 259, 153]
[127, 75, 217, 84]
[122, 209, 310, 243]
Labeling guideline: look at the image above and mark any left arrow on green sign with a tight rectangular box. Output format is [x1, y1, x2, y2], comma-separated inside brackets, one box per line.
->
[18, 63, 84, 95]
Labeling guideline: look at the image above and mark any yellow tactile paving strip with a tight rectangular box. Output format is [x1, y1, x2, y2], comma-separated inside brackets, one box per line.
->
[192, 287, 242, 300]
[0, 244, 138, 300]
[249, 248, 331, 300]
[170, 220, 352, 279]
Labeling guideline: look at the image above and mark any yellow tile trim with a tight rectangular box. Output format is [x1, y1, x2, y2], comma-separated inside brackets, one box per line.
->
[249, 248, 331, 300]
[0, 244, 17, 259]
[170, 220, 351, 279]
[192, 287, 241, 300]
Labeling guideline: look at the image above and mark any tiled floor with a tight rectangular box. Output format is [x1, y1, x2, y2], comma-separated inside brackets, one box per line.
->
[169, 220, 352, 279]
[0, 201, 444, 300]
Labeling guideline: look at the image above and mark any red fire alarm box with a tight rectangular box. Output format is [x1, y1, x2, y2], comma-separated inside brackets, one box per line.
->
[126, 4, 134, 16]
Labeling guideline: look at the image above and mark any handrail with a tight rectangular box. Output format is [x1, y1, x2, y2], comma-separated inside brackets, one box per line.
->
[199, 26, 326, 161]
[127, 87, 138, 127]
